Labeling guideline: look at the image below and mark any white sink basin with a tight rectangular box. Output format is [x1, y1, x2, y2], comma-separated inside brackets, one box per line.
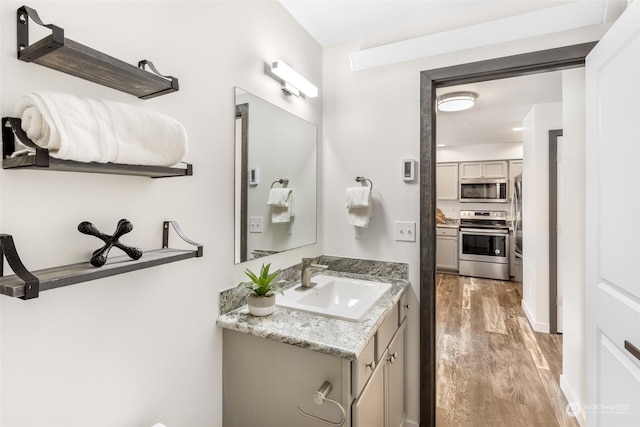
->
[276, 275, 391, 321]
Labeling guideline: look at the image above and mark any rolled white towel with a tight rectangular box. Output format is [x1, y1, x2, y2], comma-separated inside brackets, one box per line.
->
[15, 91, 188, 166]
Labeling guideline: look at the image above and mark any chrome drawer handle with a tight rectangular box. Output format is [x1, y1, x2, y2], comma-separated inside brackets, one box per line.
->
[403, 304, 410, 310]
[388, 352, 398, 363]
[625, 340, 640, 361]
[365, 361, 376, 371]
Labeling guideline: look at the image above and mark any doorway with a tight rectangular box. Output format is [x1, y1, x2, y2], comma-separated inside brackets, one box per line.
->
[419, 42, 596, 426]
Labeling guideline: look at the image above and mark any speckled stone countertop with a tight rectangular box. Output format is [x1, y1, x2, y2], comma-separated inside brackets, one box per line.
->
[216, 262, 409, 361]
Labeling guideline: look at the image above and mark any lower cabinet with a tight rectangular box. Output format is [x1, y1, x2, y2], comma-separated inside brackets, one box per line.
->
[436, 227, 459, 272]
[222, 298, 408, 427]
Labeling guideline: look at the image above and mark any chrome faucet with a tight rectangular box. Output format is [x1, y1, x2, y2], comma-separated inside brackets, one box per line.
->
[298, 258, 329, 290]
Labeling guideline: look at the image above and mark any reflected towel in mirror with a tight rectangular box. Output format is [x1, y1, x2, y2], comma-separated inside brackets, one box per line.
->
[267, 188, 294, 223]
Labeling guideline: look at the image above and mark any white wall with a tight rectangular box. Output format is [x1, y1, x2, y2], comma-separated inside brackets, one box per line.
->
[521, 102, 562, 333]
[0, 2, 322, 426]
[436, 141, 523, 163]
[322, 22, 606, 423]
[559, 68, 587, 426]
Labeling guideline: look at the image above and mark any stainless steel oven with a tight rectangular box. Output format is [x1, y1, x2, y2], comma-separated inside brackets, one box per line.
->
[458, 210, 510, 280]
[460, 178, 508, 203]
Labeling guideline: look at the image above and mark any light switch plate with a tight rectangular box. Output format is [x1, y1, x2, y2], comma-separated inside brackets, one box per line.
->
[394, 221, 416, 242]
[250, 217, 263, 233]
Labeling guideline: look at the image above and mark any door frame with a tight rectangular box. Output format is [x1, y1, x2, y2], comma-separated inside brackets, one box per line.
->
[549, 129, 563, 334]
[419, 42, 596, 426]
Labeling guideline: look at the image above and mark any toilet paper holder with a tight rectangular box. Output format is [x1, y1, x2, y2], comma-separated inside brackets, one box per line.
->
[297, 381, 346, 426]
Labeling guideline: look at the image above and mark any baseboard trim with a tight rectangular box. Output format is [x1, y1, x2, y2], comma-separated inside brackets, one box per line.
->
[404, 419, 419, 427]
[560, 374, 586, 427]
[521, 299, 550, 333]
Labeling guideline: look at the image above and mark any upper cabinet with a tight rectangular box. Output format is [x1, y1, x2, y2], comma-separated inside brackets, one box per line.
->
[459, 160, 508, 179]
[436, 163, 459, 200]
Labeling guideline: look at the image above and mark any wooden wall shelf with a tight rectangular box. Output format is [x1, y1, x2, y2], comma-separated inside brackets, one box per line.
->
[0, 221, 203, 300]
[17, 6, 178, 99]
[2, 117, 193, 178]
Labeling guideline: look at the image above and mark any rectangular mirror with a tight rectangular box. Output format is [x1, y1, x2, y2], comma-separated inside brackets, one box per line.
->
[234, 87, 317, 264]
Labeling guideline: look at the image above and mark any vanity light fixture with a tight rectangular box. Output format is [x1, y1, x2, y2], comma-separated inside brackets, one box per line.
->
[512, 126, 524, 131]
[271, 60, 318, 98]
[437, 92, 478, 112]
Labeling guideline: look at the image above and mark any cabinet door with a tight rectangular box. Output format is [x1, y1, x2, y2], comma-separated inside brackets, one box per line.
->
[459, 162, 482, 179]
[436, 236, 458, 271]
[482, 160, 508, 178]
[352, 352, 385, 427]
[386, 321, 406, 427]
[436, 163, 459, 200]
[508, 159, 523, 200]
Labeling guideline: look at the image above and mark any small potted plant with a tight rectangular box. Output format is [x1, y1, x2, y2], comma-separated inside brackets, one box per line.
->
[236, 263, 285, 316]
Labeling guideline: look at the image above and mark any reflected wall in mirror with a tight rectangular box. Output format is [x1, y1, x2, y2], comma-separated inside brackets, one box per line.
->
[234, 87, 317, 264]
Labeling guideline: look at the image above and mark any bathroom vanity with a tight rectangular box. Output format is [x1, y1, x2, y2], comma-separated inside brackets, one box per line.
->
[217, 269, 409, 427]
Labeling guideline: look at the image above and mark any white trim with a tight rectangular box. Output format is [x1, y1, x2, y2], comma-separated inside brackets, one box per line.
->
[560, 374, 586, 427]
[404, 419, 419, 427]
[350, 0, 608, 71]
[521, 300, 550, 333]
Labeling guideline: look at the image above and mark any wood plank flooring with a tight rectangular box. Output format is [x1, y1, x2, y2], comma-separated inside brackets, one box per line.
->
[436, 274, 579, 427]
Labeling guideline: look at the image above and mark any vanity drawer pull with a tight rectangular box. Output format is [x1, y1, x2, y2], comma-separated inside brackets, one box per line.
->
[403, 304, 410, 310]
[366, 361, 376, 371]
[625, 340, 640, 361]
[388, 352, 398, 363]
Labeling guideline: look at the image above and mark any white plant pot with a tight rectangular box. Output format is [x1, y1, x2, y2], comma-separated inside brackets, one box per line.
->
[247, 293, 276, 316]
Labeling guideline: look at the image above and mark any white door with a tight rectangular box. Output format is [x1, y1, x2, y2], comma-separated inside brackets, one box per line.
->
[586, 1, 640, 426]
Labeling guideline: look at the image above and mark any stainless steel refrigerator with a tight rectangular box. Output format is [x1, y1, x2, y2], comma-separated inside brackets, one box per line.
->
[512, 173, 523, 295]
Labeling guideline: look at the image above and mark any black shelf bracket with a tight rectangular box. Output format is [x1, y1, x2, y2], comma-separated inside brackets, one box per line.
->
[2, 117, 193, 178]
[16, 5, 179, 99]
[0, 234, 40, 299]
[163, 221, 203, 258]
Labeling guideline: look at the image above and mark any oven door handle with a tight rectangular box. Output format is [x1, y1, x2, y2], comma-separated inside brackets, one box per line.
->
[460, 228, 509, 235]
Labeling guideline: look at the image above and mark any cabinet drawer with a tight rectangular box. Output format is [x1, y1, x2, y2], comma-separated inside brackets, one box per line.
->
[352, 337, 376, 397]
[436, 227, 458, 237]
[377, 304, 399, 361]
[399, 292, 409, 323]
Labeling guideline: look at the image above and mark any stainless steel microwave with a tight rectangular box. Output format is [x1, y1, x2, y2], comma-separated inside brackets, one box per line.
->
[459, 178, 508, 203]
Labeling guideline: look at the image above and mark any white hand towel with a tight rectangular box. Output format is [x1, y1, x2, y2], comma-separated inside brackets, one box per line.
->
[346, 187, 371, 208]
[15, 91, 188, 166]
[267, 188, 292, 207]
[346, 187, 372, 227]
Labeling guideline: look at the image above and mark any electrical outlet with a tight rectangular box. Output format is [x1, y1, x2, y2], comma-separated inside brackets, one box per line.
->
[394, 221, 416, 242]
[249, 217, 263, 233]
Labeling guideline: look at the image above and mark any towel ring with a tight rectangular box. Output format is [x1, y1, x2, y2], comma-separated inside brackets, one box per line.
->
[271, 178, 289, 188]
[355, 176, 373, 191]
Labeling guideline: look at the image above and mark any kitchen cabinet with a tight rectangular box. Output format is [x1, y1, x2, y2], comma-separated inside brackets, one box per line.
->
[459, 160, 508, 179]
[222, 299, 408, 427]
[436, 163, 459, 200]
[508, 159, 523, 200]
[436, 227, 459, 272]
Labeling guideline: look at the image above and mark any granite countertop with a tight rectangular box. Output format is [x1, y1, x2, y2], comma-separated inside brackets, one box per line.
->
[216, 270, 409, 361]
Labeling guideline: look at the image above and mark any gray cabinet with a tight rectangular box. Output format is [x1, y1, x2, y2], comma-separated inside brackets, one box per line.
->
[436, 227, 459, 272]
[436, 163, 459, 200]
[459, 160, 508, 179]
[353, 357, 385, 427]
[222, 297, 408, 427]
[386, 321, 407, 427]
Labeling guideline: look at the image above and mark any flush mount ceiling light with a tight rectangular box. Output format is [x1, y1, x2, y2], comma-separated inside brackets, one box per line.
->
[436, 92, 478, 112]
[271, 60, 318, 98]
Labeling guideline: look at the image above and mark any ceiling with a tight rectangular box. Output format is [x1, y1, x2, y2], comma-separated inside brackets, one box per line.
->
[279, 0, 579, 146]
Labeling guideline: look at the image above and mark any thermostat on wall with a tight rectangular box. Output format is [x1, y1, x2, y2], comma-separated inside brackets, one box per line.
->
[402, 159, 416, 181]
[249, 168, 260, 186]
